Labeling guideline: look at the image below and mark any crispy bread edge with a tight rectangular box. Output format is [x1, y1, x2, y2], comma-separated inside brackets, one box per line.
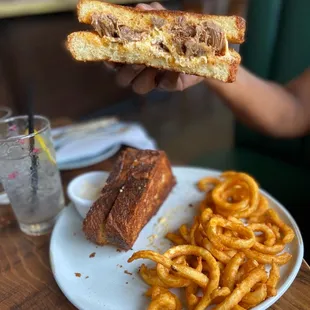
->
[77, 0, 245, 43]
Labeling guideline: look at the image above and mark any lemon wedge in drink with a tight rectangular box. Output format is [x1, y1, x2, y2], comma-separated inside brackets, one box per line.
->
[24, 129, 56, 165]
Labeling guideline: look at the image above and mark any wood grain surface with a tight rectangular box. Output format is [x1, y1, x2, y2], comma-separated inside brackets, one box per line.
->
[0, 151, 309, 309]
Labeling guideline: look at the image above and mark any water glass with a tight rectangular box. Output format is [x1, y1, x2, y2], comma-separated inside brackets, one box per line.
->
[0, 115, 65, 235]
[0, 106, 12, 203]
[0, 106, 12, 121]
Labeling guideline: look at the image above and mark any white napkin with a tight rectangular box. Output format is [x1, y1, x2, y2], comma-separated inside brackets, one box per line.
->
[52, 122, 157, 165]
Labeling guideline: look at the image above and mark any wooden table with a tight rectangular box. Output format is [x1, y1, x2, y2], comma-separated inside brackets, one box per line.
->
[1, 155, 310, 309]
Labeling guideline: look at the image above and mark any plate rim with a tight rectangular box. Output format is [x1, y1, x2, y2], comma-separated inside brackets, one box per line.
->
[50, 166, 304, 310]
[57, 144, 121, 171]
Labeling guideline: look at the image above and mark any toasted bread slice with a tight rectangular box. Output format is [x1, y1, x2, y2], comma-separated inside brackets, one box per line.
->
[103, 149, 176, 250]
[83, 148, 138, 244]
[77, 0, 245, 43]
[83, 148, 176, 250]
[67, 0, 245, 82]
[67, 32, 241, 82]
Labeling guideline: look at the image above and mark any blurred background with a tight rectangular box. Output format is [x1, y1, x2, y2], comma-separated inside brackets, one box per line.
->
[1, 0, 310, 250]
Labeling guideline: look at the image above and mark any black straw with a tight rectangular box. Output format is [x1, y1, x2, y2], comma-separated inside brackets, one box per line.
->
[27, 85, 38, 199]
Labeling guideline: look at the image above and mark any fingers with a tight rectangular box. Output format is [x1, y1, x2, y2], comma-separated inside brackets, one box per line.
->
[158, 71, 184, 91]
[150, 2, 165, 10]
[136, 3, 153, 10]
[132, 68, 159, 94]
[136, 2, 165, 10]
[103, 61, 121, 72]
[115, 64, 145, 87]
[158, 72, 204, 92]
[180, 74, 205, 89]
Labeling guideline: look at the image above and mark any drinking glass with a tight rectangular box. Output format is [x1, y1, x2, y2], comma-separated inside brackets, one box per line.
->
[0, 106, 12, 121]
[0, 106, 12, 204]
[0, 115, 65, 235]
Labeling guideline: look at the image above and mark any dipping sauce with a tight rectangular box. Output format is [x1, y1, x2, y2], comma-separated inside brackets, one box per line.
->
[79, 181, 106, 201]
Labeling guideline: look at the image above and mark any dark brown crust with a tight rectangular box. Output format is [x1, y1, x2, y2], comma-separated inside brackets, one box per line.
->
[82, 148, 139, 244]
[235, 16, 246, 43]
[104, 150, 176, 250]
[77, 0, 245, 43]
[227, 58, 240, 83]
[83, 148, 176, 250]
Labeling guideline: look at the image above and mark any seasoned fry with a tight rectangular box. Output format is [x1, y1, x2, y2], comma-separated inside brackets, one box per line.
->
[212, 173, 259, 218]
[200, 208, 213, 226]
[269, 224, 281, 241]
[248, 223, 276, 246]
[236, 259, 259, 283]
[226, 249, 238, 258]
[207, 217, 256, 250]
[161, 245, 219, 288]
[165, 233, 186, 245]
[214, 268, 268, 310]
[232, 306, 246, 310]
[242, 249, 292, 265]
[147, 286, 182, 310]
[241, 283, 267, 305]
[249, 194, 269, 218]
[266, 209, 295, 243]
[202, 238, 232, 264]
[185, 282, 200, 310]
[140, 264, 167, 288]
[211, 287, 231, 304]
[252, 241, 285, 255]
[179, 224, 190, 243]
[266, 261, 280, 297]
[129, 251, 191, 288]
[173, 255, 188, 265]
[190, 217, 200, 246]
[154, 245, 216, 288]
[194, 225, 205, 246]
[221, 252, 246, 290]
[188, 256, 203, 272]
[197, 177, 221, 192]
[186, 256, 203, 310]
[145, 285, 168, 297]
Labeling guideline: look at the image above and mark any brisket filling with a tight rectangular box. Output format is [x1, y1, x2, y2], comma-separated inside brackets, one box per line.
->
[91, 13, 147, 42]
[91, 14, 226, 57]
[170, 16, 226, 57]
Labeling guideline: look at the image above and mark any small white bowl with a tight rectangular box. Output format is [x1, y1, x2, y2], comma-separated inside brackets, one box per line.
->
[67, 171, 109, 218]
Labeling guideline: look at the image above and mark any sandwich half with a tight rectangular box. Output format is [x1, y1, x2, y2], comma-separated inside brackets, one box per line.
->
[83, 147, 176, 250]
[67, 0, 246, 82]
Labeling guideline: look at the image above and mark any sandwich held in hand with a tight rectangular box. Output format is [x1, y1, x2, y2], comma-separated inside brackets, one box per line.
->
[67, 0, 246, 82]
[83, 148, 176, 250]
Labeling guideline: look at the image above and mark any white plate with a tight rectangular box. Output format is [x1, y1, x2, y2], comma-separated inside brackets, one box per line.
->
[50, 167, 304, 310]
[57, 145, 121, 171]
